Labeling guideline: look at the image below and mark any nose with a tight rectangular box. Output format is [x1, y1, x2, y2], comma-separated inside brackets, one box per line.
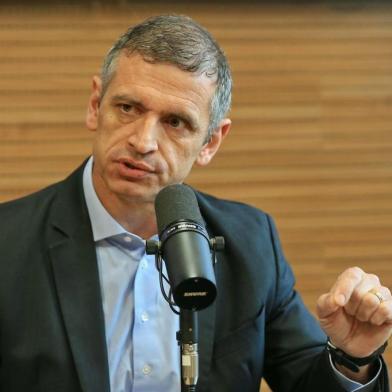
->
[127, 114, 159, 155]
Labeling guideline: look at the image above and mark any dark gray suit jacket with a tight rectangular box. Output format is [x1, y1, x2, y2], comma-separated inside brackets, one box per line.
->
[0, 162, 388, 391]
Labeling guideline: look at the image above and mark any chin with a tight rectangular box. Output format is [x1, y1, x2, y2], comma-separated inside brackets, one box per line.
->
[112, 181, 158, 202]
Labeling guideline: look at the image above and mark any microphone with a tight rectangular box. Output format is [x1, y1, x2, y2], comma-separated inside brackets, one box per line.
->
[148, 184, 224, 391]
[154, 184, 217, 311]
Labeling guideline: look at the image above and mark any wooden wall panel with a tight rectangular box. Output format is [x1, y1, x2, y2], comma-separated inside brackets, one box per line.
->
[1, 2, 392, 391]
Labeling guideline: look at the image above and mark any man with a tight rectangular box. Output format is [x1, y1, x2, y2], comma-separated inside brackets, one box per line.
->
[0, 14, 390, 392]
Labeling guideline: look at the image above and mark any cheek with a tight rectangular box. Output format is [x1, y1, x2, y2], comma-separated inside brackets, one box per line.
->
[94, 119, 128, 155]
[164, 140, 202, 174]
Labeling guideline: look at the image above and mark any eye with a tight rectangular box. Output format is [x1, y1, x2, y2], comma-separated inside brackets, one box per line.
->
[119, 103, 134, 113]
[168, 116, 184, 128]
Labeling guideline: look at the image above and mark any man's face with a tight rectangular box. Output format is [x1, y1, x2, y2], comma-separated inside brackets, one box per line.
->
[86, 53, 230, 206]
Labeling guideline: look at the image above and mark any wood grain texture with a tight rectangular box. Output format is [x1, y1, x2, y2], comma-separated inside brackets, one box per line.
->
[1, 2, 391, 391]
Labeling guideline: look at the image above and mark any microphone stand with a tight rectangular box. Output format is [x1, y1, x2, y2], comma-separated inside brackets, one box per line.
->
[178, 309, 198, 392]
[146, 235, 224, 392]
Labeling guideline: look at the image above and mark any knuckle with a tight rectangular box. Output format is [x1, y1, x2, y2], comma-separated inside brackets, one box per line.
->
[347, 266, 363, 279]
[383, 287, 391, 297]
[373, 304, 390, 324]
[363, 293, 377, 306]
[367, 273, 380, 285]
[379, 303, 390, 318]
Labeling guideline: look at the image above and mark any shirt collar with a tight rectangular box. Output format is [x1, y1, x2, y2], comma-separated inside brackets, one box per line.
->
[83, 156, 130, 242]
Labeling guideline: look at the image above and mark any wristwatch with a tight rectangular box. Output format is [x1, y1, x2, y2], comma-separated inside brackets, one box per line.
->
[326, 339, 388, 373]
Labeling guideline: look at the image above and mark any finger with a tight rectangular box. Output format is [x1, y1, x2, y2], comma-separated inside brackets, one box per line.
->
[342, 273, 381, 316]
[370, 298, 392, 327]
[355, 286, 391, 322]
[329, 267, 365, 307]
[317, 292, 341, 319]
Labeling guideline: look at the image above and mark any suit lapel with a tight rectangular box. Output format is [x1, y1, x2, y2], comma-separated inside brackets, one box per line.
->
[47, 165, 110, 392]
[196, 193, 223, 389]
[195, 189, 235, 390]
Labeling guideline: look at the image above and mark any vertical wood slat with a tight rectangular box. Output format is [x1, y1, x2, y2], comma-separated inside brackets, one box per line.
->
[1, 3, 392, 391]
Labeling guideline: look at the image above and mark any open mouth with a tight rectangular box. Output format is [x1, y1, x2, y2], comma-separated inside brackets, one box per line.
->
[118, 159, 153, 178]
[118, 158, 154, 177]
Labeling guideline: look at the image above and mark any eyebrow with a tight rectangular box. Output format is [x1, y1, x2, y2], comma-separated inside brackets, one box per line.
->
[111, 94, 142, 107]
[111, 94, 200, 132]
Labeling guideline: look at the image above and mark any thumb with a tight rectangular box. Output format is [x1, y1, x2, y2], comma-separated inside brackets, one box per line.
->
[317, 293, 342, 319]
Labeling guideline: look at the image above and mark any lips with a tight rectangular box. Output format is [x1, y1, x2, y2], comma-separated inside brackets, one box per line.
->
[118, 157, 154, 172]
[117, 158, 154, 179]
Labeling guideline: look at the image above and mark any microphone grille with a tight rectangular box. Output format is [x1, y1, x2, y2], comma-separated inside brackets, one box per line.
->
[155, 184, 204, 234]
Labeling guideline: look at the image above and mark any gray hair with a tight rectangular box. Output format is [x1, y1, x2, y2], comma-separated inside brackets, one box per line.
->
[101, 14, 232, 137]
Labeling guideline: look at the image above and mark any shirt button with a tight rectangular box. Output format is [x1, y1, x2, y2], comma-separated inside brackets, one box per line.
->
[141, 260, 148, 269]
[124, 236, 132, 243]
[141, 312, 149, 322]
[142, 364, 152, 375]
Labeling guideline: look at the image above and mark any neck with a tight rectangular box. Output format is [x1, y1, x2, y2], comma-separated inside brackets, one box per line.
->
[113, 198, 158, 239]
[91, 179, 158, 240]
[105, 196, 158, 239]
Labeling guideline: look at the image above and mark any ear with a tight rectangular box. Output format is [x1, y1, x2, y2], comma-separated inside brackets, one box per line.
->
[196, 118, 231, 166]
[86, 75, 102, 132]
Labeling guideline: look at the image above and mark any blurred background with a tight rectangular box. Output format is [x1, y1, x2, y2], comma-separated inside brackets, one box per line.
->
[1, 1, 392, 390]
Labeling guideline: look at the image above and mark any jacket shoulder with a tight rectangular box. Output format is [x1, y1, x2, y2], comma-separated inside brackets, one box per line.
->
[0, 186, 65, 253]
[195, 189, 270, 229]
[0, 183, 59, 220]
[0, 161, 85, 231]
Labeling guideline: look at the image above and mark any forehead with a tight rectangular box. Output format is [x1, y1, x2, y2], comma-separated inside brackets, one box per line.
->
[105, 53, 216, 119]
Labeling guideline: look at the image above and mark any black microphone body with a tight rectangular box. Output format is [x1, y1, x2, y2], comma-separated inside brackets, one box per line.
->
[155, 184, 217, 310]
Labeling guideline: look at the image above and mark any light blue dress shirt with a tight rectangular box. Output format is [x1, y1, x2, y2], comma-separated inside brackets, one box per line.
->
[83, 157, 380, 391]
[83, 157, 180, 392]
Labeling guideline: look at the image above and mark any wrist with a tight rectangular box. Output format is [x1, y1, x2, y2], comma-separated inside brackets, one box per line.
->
[326, 338, 387, 373]
[334, 362, 374, 384]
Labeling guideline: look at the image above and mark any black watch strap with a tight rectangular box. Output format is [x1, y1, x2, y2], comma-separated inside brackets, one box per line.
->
[326, 339, 388, 373]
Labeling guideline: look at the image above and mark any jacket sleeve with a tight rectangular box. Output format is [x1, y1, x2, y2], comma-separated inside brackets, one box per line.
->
[263, 215, 389, 392]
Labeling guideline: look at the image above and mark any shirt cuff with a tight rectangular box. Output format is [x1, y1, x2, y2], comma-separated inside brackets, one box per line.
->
[328, 354, 382, 392]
